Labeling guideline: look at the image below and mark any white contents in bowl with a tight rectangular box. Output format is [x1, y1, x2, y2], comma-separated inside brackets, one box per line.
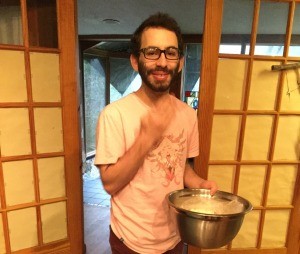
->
[176, 196, 244, 215]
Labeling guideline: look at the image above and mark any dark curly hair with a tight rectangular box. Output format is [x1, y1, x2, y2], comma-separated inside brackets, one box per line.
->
[131, 12, 183, 57]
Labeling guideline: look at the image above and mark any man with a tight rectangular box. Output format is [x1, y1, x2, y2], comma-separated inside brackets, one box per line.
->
[95, 12, 217, 254]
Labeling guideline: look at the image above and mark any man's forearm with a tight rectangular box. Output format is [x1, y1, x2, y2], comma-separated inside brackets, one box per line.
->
[97, 132, 153, 195]
[184, 161, 205, 188]
[184, 160, 218, 194]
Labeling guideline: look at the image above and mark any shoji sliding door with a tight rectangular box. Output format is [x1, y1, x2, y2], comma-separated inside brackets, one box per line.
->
[191, 1, 300, 254]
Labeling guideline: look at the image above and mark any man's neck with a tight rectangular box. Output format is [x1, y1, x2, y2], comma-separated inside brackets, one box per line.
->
[135, 85, 170, 108]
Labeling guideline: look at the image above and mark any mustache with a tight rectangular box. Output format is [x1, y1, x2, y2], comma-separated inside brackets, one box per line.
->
[148, 66, 172, 74]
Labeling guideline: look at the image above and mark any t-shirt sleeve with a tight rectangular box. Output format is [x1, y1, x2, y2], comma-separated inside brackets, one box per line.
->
[94, 105, 125, 165]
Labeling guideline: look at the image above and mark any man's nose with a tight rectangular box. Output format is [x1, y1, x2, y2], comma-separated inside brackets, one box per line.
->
[156, 52, 168, 66]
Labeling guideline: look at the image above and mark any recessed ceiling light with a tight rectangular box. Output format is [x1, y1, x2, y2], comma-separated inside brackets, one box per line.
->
[102, 18, 120, 24]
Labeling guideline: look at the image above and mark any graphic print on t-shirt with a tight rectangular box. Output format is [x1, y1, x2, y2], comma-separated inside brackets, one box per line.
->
[147, 129, 186, 187]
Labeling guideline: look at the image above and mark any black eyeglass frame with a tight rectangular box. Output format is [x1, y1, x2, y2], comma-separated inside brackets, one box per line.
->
[138, 47, 182, 60]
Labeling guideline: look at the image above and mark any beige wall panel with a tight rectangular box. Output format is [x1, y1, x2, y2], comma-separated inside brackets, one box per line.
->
[210, 115, 241, 160]
[2, 160, 35, 206]
[30, 52, 61, 102]
[232, 210, 260, 248]
[0, 108, 32, 156]
[0, 215, 5, 254]
[261, 210, 290, 248]
[242, 115, 273, 160]
[281, 67, 300, 111]
[273, 116, 300, 161]
[238, 165, 266, 206]
[0, 50, 27, 102]
[215, 59, 247, 110]
[34, 108, 64, 154]
[38, 157, 66, 200]
[248, 61, 281, 110]
[7, 207, 38, 251]
[267, 165, 297, 205]
[41, 202, 67, 243]
[208, 165, 235, 193]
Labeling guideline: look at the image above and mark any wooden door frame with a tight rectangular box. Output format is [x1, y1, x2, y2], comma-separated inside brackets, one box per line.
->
[195, 0, 223, 181]
[58, 1, 84, 253]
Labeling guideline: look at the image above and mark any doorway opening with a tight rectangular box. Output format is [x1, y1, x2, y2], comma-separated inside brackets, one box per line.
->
[79, 39, 204, 253]
[81, 40, 140, 204]
[80, 40, 140, 254]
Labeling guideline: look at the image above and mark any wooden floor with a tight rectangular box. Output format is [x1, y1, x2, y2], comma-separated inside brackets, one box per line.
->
[84, 204, 112, 254]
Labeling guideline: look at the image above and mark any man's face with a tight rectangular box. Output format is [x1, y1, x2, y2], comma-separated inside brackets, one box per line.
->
[133, 27, 183, 93]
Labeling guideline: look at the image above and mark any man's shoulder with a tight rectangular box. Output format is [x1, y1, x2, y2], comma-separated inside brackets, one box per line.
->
[101, 93, 144, 120]
[110, 93, 136, 106]
[173, 96, 197, 116]
[103, 93, 136, 111]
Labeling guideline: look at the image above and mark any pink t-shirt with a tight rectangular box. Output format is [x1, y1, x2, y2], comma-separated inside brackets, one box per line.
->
[95, 93, 199, 253]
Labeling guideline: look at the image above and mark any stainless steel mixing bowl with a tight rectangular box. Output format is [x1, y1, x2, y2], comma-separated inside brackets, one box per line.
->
[168, 188, 252, 249]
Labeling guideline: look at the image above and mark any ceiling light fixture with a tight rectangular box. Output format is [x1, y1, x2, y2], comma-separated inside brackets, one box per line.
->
[102, 18, 120, 24]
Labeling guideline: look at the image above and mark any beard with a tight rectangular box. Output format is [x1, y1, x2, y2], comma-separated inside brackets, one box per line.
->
[137, 60, 180, 92]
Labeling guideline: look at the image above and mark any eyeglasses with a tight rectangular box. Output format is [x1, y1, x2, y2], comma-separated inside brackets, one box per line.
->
[139, 47, 181, 60]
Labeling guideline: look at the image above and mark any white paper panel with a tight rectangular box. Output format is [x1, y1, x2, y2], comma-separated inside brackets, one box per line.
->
[30, 52, 61, 102]
[208, 165, 235, 193]
[215, 58, 247, 110]
[248, 60, 281, 110]
[7, 207, 38, 251]
[38, 157, 66, 200]
[210, 115, 241, 160]
[267, 165, 297, 205]
[41, 202, 67, 243]
[0, 50, 27, 102]
[238, 165, 266, 206]
[261, 210, 290, 248]
[2, 160, 35, 206]
[281, 64, 300, 111]
[273, 116, 300, 161]
[0, 215, 5, 254]
[34, 107, 64, 154]
[232, 210, 260, 248]
[0, 108, 32, 156]
[242, 115, 273, 160]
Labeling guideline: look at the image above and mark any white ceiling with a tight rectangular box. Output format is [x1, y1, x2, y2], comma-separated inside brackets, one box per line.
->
[77, 0, 298, 36]
[77, 0, 205, 35]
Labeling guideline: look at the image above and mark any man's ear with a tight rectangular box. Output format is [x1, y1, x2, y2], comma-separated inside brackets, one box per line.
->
[178, 56, 184, 73]
[130, 54, 139, 72]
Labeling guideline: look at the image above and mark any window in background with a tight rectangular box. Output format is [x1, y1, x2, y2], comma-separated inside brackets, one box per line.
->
[219, 45, 242, 54]
[289, 3, 300, 57]
[83, 55, 106, 154]
[220, 0, 254, 55]
[255, 1, 288, 56]
[83, 55, 140, 155]
[109, 57, 139, 103]
[246, 45, 284, 56]
[27, 0, 58, 48]
[289, 46, 300, 57]
[182, 43, 202, 109]
[0, 0, 22, 45]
